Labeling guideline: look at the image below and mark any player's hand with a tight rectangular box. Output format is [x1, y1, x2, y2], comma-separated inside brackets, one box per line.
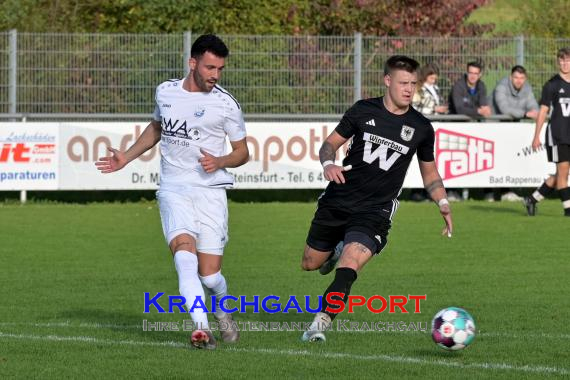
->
[95, 147, 128, 174]
[199, 148, 222, 173]
[531, 136, 542, 151]
[526, 110, 538, 120]
[323, 163, 352, 184]
[439, 202, 453, 238]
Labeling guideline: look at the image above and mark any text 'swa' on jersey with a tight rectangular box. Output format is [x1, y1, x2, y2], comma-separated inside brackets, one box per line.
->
[320, 97, 435, 210]
[152, 80, 246, 190]
[540, 74, 570, 145]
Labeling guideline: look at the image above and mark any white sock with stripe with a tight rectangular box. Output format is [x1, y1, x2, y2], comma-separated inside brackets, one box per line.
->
[174, 251, 209, 330]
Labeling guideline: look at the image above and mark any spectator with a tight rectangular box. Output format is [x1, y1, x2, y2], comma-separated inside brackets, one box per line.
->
[413, 64, 448, 115]
[492, 65, 539, 120]
[409, 64, 448, 201]
[491, 65, 539, 202]
[449, 61, 492, 119]
[447, 62, 492, 201]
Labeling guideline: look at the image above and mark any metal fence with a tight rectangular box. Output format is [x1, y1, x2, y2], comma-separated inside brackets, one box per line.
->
[1, 30, 570, 118]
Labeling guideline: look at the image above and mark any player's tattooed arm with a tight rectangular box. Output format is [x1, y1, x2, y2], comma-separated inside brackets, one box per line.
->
[419, 160, 452, 237]
[319, 141, 336, 165]
[425, 179, 444, 196]
[320, 131, 351, 183]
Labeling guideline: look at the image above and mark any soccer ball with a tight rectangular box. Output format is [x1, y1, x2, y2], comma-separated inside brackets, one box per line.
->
[431, 307, 476, 351]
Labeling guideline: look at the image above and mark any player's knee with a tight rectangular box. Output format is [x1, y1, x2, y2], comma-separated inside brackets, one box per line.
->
[556, 174, 568, 186]
[171, 242, 193, 254]
[302, 245, 321, 271]
[301, 257, 318, 271]
[169, 233, 197, 255]
[199, 271, 224, 289]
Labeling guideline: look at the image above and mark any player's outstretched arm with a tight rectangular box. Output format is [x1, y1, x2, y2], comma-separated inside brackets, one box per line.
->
[95, 147, 128, 174]
[199, 138, 249, 173]
[419, 160, 453, 238]
[532, 105, 549, 151]
[320, 131, 350, 184]
[95, 120, 161, 174]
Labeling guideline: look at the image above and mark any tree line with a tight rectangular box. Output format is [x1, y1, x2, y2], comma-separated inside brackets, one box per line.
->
[0, 0, 491, 36]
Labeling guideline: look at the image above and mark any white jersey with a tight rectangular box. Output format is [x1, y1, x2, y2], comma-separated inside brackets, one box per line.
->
[152, 79, 246, 190]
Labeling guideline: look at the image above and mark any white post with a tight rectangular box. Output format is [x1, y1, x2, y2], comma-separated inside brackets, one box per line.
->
[516, 35, 524, 66]
[9, 29, 17, 118]
[354, 33, 362, 103]
[184, 31, 192, 76]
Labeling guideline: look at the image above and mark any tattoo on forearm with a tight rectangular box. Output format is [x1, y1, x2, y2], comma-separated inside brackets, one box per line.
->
[319, 142, 336, 164]
[425, 179, 444, 194]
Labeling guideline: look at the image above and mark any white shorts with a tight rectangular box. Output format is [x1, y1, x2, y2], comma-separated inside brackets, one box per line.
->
[157, 188, 228, 255]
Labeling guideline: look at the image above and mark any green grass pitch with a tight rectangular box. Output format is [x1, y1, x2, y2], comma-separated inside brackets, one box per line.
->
[0, 200, 568, 379]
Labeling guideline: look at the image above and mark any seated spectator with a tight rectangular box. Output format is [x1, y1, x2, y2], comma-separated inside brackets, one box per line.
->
[449, 61, 492, 118]
[447, 62, 492, 201]
[488, 65, 539, 202]
[412, 64, 448, 115]
[492, 65, 539, 120]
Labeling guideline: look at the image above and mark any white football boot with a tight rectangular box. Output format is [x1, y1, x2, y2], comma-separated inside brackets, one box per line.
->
[301, 312, 331, 342]
[215, 312, 240, 343]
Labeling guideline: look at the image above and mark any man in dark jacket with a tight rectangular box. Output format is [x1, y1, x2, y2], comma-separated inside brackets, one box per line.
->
[449, 62, 492, 118]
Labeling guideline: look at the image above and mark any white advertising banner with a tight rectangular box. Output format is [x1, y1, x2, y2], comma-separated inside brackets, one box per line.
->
[229, 123, 341, 189]
[59, 122, 160, 190]
[0, 123, 59, 190]
[403, 122, 555, 188]
[0, 122, 557, 190]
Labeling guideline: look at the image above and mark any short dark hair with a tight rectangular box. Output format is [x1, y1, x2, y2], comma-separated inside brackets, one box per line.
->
[191, 34, 229, 59]
[557, 47, 570, 59]
[511, 65, 527, 75]
[384, 55, 420, 76]
[467, 61, 483, 72]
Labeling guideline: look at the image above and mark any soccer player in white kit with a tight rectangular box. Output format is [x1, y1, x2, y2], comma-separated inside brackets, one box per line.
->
[95, 34, 249, 349]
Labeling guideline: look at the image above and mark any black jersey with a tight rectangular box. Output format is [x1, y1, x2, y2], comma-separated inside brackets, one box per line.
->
[319, 97, 435, 212]
[540, 74, 570, 145]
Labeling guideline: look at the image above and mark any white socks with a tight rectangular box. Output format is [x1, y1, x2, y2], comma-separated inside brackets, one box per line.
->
[200, 271, 228, 319]
[173, 251, 209, 330]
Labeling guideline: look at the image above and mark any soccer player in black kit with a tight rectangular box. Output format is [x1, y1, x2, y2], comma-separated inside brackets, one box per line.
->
[300, 56, 453, 342]
[524, 47, 570, 217]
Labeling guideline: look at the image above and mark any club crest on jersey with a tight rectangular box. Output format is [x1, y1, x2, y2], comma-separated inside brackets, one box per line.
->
[194, 107, 206, 118]
[400, 125, 415, 141]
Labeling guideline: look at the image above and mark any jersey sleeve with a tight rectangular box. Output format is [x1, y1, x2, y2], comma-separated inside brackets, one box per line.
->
[335, 104, 359, 138]
[416, 124, 435, 162]
[540, 80, 554, 107]
[224, 105, 247, 141]
[152, 105, 161, 122]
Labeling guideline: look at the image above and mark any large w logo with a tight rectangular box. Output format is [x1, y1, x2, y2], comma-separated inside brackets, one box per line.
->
[560, 101, 570, 117]
[362, 132, 410, 171]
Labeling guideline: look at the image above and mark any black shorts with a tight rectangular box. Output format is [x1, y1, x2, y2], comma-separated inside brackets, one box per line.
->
[306, 203, 391, 255]
[546, 143, 570, 163]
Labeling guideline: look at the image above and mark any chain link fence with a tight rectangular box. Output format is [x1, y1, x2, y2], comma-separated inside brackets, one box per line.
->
[1, 31, 570, 117]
